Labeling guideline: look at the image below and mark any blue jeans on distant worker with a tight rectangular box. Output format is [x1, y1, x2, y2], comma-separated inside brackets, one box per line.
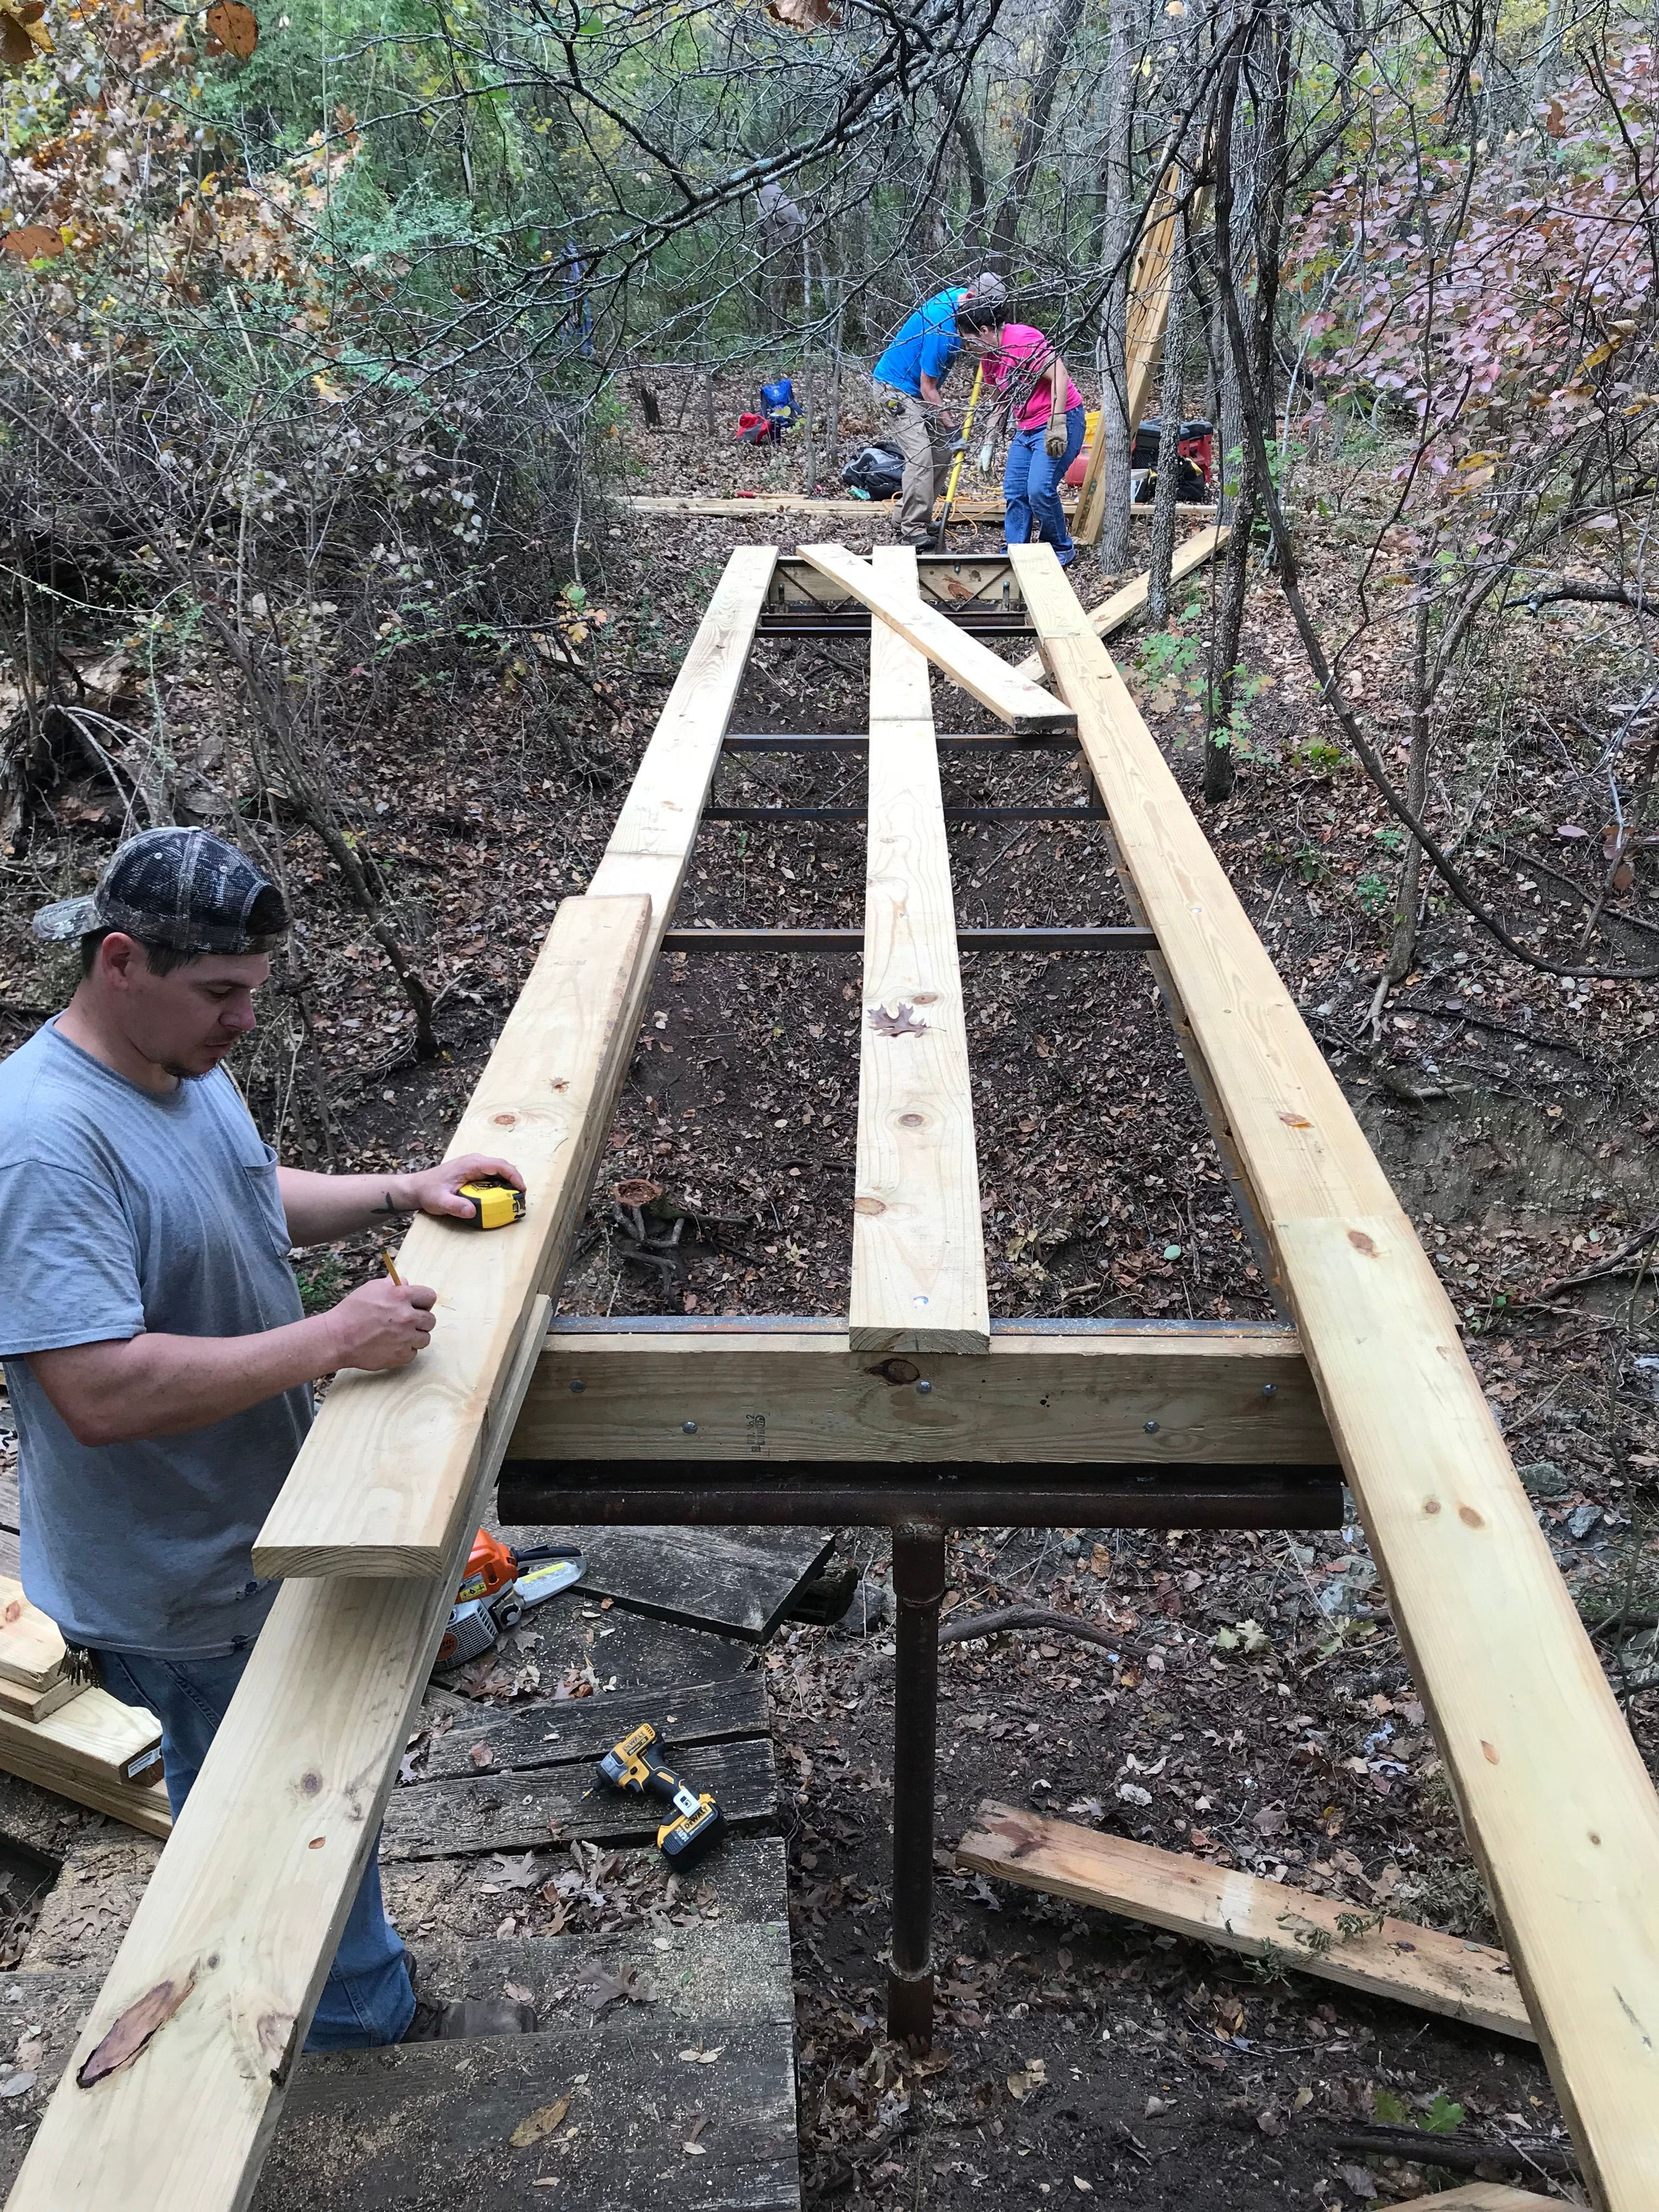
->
[1004, 405, 1087, 565]
[98, 1645, 415, 2050]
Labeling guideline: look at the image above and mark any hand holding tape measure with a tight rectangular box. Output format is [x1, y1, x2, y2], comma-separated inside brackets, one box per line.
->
[367, 1154, 528, 1369]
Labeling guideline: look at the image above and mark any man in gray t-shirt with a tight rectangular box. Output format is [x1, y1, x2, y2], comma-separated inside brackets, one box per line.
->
[0, 827, 524, 2047]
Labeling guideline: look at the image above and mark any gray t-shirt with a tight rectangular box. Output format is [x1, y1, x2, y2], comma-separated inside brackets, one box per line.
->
[0, 1020, 312, 1656]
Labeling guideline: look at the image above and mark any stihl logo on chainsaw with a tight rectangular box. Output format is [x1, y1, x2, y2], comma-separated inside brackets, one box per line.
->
[435, 1530, 584, 1671]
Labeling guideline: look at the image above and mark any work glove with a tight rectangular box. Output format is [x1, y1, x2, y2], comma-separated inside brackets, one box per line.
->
[1044, 422, 1068, 460]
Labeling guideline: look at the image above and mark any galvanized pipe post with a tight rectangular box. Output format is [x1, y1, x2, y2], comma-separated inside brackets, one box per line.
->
[887, 1519, 947, 2046]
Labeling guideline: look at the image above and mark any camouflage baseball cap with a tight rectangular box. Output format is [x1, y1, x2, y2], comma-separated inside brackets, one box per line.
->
[32, 827, 289, 955]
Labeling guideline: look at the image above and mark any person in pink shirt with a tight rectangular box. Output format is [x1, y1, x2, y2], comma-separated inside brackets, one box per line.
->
[957, 307, 1086, 566]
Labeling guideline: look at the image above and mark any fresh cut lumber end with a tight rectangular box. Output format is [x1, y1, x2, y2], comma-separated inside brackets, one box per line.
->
[253, 896, 651, 1580]
[958, 1801, 1535, 2042]
[0, 1577, 66, 1693]
[1011, 540, 1659, 2212]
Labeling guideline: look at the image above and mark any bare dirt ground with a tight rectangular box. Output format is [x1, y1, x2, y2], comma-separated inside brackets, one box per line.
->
[0, 375, 1655, 2206]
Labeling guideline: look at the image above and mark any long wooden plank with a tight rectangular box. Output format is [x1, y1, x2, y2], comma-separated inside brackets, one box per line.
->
[253, 896, 650, 1580]
[1074, 168, 1187, 546]
[850, 546, 989, 1354]
[1393, 2192, 1549, 2212]
[383, 1733, 777, 1859]
[511, 1324, 1333, 1463]
[623, 494, 1217, 523]
[797, 543, 1076, 735]
[586, 545, 777, 923]
[1010, 524, 1230, 682]
[3, 1297, 552, 2212]
[541, 1524, 835, 1640]
[5, 555, 782, 2209]
[958, 1802, 1535, 2041]
[257, 545, 772, 1581]
[1011, 543, 1659, 2212]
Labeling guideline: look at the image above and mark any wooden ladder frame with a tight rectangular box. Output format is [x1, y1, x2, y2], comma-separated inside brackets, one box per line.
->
[10, 547, 1657, 2212]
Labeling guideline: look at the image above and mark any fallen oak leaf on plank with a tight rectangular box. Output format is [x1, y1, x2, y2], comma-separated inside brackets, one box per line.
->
[509, 2094, 570, 2148]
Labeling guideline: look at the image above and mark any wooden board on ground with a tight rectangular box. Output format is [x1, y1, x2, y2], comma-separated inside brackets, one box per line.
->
[1010, 524, 1230, 683]
[1392, 2191, 1551, 2212]
[623, 493, 1217, 524]
[0, 1578, 64, 1693]
[0, 1910, 800, 2207]
[1012, 542, 1659, 2209]
[254, 897, 652, 1582]
[494, 1525, 833, 1642]
[510, 1320, 1333, 1464]
[1, 1296, 553, 2212]
[1074, 166, 1190, 545]
[798, 543, 1076, 736]
[253, 2011, 798, 2212]
[850, 546, 989, 1355]
[384, 1830, 788, 1956]
[509, 1580, 760, 1693]
[420, 1675, 768, 1781]
[384, 1732, 776, 1860]
[958, 1801, 1535, 2042]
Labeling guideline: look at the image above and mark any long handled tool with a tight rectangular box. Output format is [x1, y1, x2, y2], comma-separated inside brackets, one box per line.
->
[934, 362, 985, 544]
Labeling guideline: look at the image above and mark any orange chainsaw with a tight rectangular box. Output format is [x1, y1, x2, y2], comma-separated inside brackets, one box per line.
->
[434, 1529, 585, 1671]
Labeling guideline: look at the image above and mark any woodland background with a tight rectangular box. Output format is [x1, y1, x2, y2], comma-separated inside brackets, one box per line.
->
[3, 5, 1659, 2201]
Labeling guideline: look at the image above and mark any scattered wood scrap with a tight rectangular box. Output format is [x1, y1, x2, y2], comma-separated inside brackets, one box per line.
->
[519, 1525, 834, 1642]
[957, 1801, 1535, 2042]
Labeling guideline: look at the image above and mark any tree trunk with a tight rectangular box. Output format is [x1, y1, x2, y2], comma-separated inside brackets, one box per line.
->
[1092, 0, 1136, 572]
[952, 111, 989, 251]
[985, 0, 1088, 275]
[1388, 582, 1432, 979]
[1147, 212, 1192, 628]
[1203, 0, 1292, 807]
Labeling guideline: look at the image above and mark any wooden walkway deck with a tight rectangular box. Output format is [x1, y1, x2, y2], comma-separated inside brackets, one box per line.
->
[0, 1548, 818, 2212]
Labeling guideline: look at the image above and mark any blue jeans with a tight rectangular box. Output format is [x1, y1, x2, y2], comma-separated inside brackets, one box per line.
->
[1004, 406, 1087, 562]
[99, 1645, 415, 2049]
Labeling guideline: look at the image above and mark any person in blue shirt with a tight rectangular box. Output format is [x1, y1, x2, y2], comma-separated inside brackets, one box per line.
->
[872, 271, 1005, 545]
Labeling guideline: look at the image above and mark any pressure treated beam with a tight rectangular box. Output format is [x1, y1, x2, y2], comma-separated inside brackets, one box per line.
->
[1074, 168, 1190, 547]
[1010, 524, 1230, 683]
[5, 1299, 550, 2212]
[850, 547, 989, 1354]
[958, 1802, 1535, 2041]
[1011, 542, 1659, 2212]
[253, 896, 651, 1580]
[254, 547, 776, 1581]
[797, 543, 1076, 735]
[510, 1322, 1333, 1465]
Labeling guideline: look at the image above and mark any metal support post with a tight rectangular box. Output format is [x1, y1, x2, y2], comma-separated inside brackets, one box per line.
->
[887, 1520, 947, 2047]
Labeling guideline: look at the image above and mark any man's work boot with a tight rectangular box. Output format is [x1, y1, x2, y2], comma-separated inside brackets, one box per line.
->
[403, 1994, 539, 2042]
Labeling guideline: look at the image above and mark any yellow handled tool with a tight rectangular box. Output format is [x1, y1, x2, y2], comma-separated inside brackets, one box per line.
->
[935, 362, 985, 543]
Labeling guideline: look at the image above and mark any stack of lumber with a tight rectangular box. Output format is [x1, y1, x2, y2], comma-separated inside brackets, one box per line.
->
[0, 1576, 169, 1836]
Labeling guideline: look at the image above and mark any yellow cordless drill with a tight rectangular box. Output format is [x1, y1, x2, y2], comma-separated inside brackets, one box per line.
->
[596, 1722, 725, 1870]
